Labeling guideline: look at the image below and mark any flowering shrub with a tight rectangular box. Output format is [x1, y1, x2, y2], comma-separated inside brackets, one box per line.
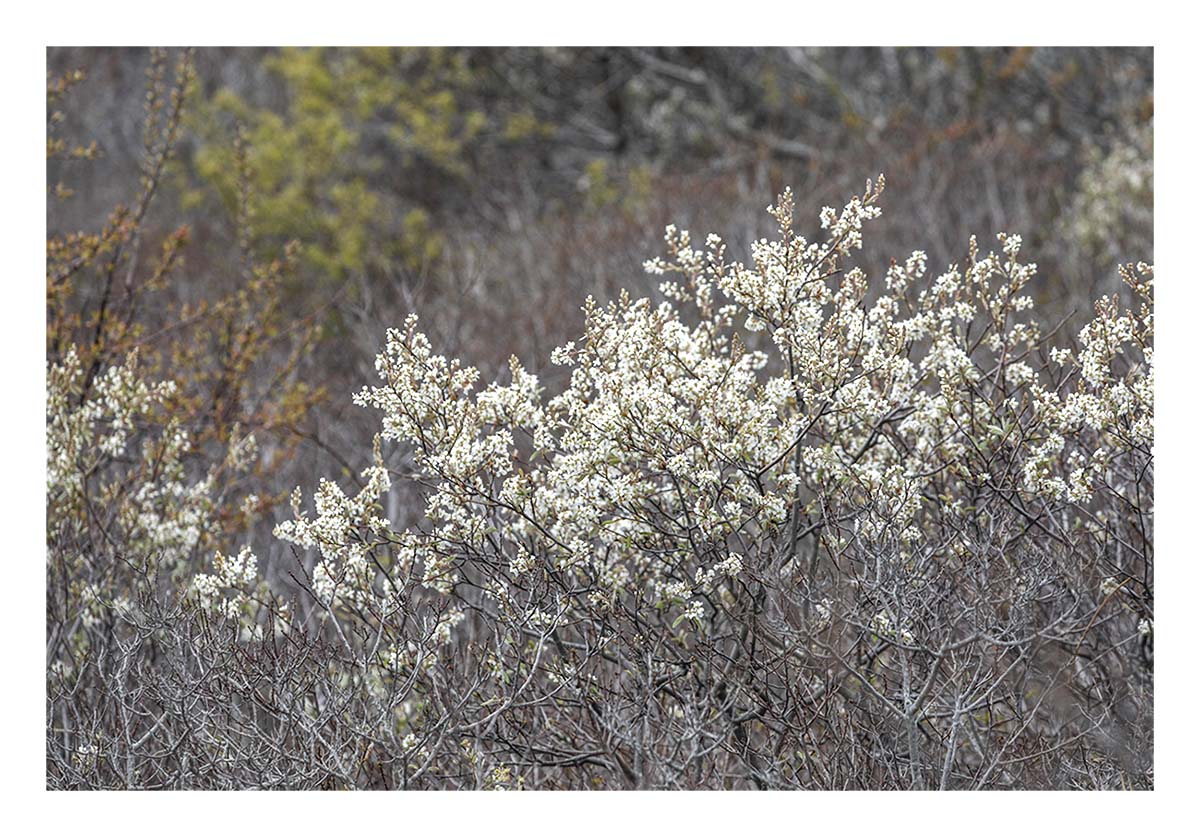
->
[47, 53, 322, 540]
[48, 177, 1152, 790]
[45, 55, 321, 789]
[46, 343, 262, 657]
[250, 178, 1152, 788]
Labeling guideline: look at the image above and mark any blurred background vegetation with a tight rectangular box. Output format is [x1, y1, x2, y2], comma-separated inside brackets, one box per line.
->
[47, 46, 1153, 557]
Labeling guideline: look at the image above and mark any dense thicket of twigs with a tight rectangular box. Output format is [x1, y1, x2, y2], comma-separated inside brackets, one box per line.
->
[47, 47, 1151, 790]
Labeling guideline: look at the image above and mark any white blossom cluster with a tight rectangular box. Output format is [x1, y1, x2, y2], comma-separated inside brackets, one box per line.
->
[47, 348, 255, 570]
[191, 546, 260, 620]
[48, 346, 262, 644]
[273, 460, 392, 607]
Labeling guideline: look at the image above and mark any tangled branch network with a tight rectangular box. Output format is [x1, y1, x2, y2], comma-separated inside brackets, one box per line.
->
[48, 177, 1153, 789]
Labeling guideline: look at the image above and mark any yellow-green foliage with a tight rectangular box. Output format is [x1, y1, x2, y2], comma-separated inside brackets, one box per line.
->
[185, 48, 554, 281]
[580, 157, 656, 212]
